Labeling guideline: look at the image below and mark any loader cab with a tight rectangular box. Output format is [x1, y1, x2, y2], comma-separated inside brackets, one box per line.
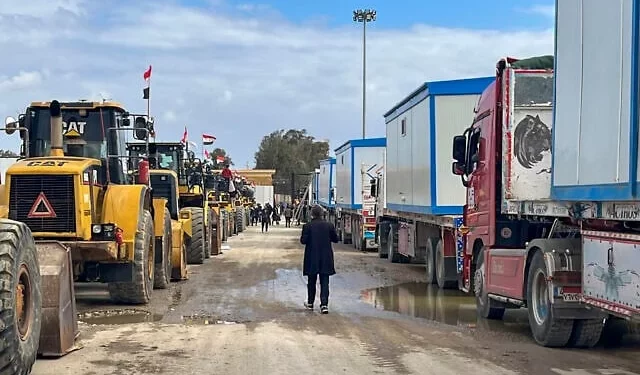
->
[127, 142, 184, 181]
[20, 101, 150, 185]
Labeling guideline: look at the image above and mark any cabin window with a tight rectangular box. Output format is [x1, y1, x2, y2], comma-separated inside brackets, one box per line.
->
[401, 118, 407, 136]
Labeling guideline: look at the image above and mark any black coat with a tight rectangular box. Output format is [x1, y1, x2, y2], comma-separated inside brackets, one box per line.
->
[300, 218, 339, 276]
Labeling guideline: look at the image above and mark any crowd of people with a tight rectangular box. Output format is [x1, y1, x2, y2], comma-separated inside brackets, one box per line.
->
[248, 200, 310, 232]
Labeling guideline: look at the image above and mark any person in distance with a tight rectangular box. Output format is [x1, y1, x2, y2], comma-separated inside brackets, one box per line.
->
[300, 205, 339, 314]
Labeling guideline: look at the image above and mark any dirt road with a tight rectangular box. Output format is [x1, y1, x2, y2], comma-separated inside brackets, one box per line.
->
[32, 224, 639, 375]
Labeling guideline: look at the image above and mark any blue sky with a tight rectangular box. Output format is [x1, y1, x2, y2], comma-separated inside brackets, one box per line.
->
[0, 0, 555, 168]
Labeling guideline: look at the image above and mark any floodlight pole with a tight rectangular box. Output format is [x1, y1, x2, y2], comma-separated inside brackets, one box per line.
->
[353, 9, 376, 139]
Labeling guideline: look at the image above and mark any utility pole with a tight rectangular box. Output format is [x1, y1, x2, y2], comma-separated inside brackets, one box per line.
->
[353, 9, 376, 139]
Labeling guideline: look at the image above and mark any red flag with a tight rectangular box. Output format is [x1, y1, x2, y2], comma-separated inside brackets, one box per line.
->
[216, 155, 224, 164]
[180, 127, 187, 144]
[143, 65, 152, 81]
[204, 149, 210, 159]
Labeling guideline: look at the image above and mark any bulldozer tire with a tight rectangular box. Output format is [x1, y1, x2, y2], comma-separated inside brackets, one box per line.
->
[153, 208, 172, 289]
[0, 220, 42, 375]
[109, 210, 155, 304]
[204, 209, 213, 259]
[186, 207, 206, 264]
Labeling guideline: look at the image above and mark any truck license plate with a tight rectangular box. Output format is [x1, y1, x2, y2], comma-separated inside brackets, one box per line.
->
[561, 293, 582, 302]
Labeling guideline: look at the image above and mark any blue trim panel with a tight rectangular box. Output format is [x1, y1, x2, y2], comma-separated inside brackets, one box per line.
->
[550, 0, 559, 199]
[387, 203, 463, 215]
[383, 77, 494, 123]
[429, 95, 438, 208]
[550, 0, 640, 201]
[334, 137, 387, 154]
[630, 0, 639, 194]
[350, 147, 355, 207]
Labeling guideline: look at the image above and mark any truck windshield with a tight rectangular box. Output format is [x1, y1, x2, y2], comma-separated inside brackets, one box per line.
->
[513, 73, 553, 106]
[26, 107, 117, 159]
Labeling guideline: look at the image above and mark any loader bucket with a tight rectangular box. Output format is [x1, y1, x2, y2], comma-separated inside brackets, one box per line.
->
[35, 241, 78, 357]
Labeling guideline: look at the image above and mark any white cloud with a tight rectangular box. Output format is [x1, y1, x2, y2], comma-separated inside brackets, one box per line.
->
[0, 0, 554, 166]
[524, 4, 555, 18]
[0, 71, 43, 92]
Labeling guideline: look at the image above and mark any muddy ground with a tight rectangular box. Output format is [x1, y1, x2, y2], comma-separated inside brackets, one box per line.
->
[32, 224, 639, 375]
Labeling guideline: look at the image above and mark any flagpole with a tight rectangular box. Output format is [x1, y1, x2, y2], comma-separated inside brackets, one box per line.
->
[147, 75, 151, 121]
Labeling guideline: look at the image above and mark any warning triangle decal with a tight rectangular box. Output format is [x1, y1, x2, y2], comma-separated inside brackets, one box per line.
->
[27, 192, 57, 219]
[64, 129, 81, 137]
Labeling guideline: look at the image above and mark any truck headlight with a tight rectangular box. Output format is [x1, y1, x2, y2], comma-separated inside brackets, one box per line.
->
[92, 224, 102, 234]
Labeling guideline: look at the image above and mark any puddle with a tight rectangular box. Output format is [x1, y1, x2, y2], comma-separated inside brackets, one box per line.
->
[181, 314, 242, 325]
[361, 282, 479, 327]
[78, 309, 163, 325]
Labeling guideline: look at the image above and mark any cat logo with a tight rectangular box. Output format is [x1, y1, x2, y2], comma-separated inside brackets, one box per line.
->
[27, 192, 57, 219]
[62, 120, 86, 138]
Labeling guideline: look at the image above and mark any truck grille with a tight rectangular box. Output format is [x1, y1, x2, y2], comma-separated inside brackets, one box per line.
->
[9, 175, 76, 233]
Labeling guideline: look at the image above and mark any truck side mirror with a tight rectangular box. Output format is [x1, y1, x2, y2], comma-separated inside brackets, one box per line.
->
[452, 161, 465, 176]
[370, 178, 377, 197]
[134, 117, 148, 140]
[452, 135, 466, 163]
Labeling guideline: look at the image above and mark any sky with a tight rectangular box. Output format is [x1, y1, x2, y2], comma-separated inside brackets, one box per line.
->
[0, 0, 555, 168]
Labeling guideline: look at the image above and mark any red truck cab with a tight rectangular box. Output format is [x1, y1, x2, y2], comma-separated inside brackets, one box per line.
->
[451, 56, 606, 348]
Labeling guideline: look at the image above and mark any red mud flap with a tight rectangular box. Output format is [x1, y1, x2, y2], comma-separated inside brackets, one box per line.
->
[36, 241, 80, 357]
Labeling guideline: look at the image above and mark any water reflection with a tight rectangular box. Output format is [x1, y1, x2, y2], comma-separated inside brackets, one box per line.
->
[361, 282, 477, 327]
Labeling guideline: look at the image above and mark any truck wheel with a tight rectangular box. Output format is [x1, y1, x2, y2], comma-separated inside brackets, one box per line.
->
[387, 228, 399, 263]
[153, 208, 172, 289]
[474, 249, 505, 319]
[598, 316, 629, 348]
[425, 238, 437, 284]
[109, 210, 154, 304]
[186, 207, 206, 264]
[526, 250, 573, 347]
[377, 223, 389, 258]
[0, 220, 42, 375]
[435, 238, 457, 289]
[567, 319, 604, 348]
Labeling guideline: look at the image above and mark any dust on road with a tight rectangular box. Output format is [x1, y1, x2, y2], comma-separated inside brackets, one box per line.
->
[33, 224, 639, 375]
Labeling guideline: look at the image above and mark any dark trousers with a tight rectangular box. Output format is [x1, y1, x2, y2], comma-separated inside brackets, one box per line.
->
[251, 216, 258, 225]
[285, 217, 291, 227]
[307, 273, 330, 306]
[261, 219, 269, 232]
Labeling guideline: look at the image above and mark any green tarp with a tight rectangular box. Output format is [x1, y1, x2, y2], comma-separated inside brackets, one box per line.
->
[510, 55, 554, 70]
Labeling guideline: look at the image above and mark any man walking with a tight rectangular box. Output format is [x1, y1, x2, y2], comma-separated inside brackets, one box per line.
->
[261, 203, 273, 233]
[300, 205, 339, 314]
[284, 205, 293, 228]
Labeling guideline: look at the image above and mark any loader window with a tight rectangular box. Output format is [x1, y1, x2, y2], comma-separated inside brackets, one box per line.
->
[25, 107, 116, 160]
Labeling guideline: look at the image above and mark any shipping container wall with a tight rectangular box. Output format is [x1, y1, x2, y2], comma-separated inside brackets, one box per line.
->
[412, 99, 431, 207]
[386, 115, 401, 206]
[353, 146, 386, 206]
[335, 147, 353, 207]
[552, 0, 639, 201]
[435, 95, 481, 207]
[318, 158, 334, 207]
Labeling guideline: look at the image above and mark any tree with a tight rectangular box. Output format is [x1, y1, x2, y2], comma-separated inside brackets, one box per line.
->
[254, 129, 329, 195]
[205, 147, 233, 169]
[0, 149, 17, 157]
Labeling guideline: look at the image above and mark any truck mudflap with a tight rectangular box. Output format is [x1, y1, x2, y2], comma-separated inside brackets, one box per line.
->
[581, 230, 640, 321]
[35, 241, 79, 357]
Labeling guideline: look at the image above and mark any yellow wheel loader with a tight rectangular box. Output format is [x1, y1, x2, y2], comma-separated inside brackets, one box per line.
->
[126, 143, 190, 286]
[128, 142, 216, 264]
[0, 100, 166, 363]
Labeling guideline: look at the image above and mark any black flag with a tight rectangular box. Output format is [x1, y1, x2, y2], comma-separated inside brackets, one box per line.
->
[143, 87, 150, 99]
